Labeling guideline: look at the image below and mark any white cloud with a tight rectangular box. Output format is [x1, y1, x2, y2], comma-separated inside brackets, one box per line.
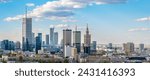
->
[50, 24, 69, 28]
[128, 27, 150, 32]
[0, 0, 9, 3]
[136, 17, 150, 22]
[4, 0, 127, 22]
[26, 3, 35, 7]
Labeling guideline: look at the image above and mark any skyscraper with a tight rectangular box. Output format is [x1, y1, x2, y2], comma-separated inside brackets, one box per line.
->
[84, 24, 91, 54]
[63, 29, 72, 55]
[22, 17, 32, 51]
[73, 27, 81, 53]
[50, 28, 54, 46]
[38, 33, 42, 49]
[63, 29, 72, 46]
[54, 32, 58, 46]
[123, 42, 135, 54]
[46, 34, 49, 45]
[139, 43, 144, 53]
[35, 36, 41, 54]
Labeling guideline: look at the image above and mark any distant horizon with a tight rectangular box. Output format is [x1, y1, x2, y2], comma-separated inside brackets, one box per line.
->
[1, 0, 150, 44]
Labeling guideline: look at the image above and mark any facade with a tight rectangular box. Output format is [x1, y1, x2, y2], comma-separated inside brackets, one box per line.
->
[63, 29, 72, 46]
[139, 43, 144, 52]
[22, 18, 32, 51]
[46, 34, 49, 45]
[1, 40, 15, 50]
[54, 32, 58, 46]
[35, 36, 41, 54]
[123, 42, 135, 54]
[84, 25, 91, 54]
[63, 29, 72, 56]
[15, 41, 21, 50]
[91, 41, 97, 52]
[64, 45, 72, 57]
[73, 31, 81, 53]
[50, 28, 54, 46]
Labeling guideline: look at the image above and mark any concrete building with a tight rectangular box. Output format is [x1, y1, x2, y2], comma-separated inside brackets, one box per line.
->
[123, 42, 135, 54]
[64, 45, 72, 57]
[84, 24, 91, 54]
[71, 47, 78, 61]
[62, 29, 71, 54]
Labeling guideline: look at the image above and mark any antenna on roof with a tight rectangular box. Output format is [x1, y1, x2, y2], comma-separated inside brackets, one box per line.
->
[25, 6, 28, 18]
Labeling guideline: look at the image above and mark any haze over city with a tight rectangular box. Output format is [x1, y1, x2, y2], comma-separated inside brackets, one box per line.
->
[0, 0, 150, 44]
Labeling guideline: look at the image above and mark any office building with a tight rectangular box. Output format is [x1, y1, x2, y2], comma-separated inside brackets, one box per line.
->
[35, 36, 41, 54]
[22, 17, 32, 51]
[54, 32, 58, 46]
[15, 41, 21, 50]
[123, 42, 135, 54]
[91, 41, 97, 52]
[139, 43, 144, 53]
[73, 30, 81, 53]
[50, 28, 54, 46]
[46, 34, 49, 45]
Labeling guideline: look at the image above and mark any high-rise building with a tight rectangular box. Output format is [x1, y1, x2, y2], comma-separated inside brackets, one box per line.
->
[63, 29, 72, 55]
[1, 40, 15, 50]
[15, 41, 21, 50]
[22, 17, 32, 51]
[63, 29, 72, 46]
[123, 42, 134, 54]
[91, 41, 97, 52]
[139, 43, 144, 53]
[73, 29, 81, 53]
[35, 36, 41, 54]
[50, 28, 54, 46]
[38, 33, 42, 49]
[46, 34, 49, 45]
[54, 32, 58, 46]
[84, 24, 91, 54]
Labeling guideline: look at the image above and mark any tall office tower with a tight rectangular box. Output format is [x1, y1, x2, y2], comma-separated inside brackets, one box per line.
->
[15, 41, 21, 50]
[32, 33, 35, 48]
[38, 33, 42, 49]
[35, 36, 41, 54]
[84, 24, 91, 54]
[123, 42, 135, 54]
[50, 28, 54, 46]
[22, 16, 32, 51]
[54, 32, 58, 46]
[91, 41, 97, 52]
[73, 27, 81, 53]
[63, 29, 72, 46]
[139, 43, 144, 53]
[63, 29, 72, 55]
[46, 34, 49, 45]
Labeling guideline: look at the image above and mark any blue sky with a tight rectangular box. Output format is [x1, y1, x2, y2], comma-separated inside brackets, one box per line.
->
[0, 0, 150, 44]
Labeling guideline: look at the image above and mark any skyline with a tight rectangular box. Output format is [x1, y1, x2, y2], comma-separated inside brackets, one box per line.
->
[1, 0, 150, 44]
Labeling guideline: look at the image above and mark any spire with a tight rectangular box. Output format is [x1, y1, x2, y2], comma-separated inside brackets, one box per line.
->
[86, 24, 89, 34]
[25, 6, 28, 18]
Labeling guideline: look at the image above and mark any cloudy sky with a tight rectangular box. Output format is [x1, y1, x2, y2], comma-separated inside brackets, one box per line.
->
[0, 0, 150, 44]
